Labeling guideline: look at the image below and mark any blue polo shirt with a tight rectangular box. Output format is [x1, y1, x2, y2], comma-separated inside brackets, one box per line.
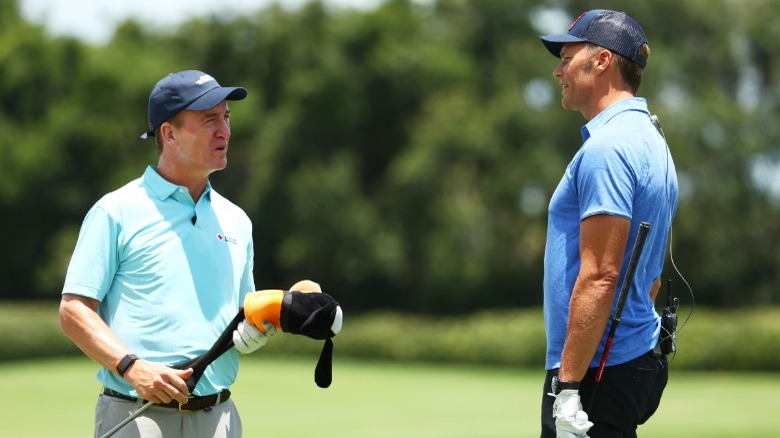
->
[63, 165, 255, 396]
[543, 98, 678, 370]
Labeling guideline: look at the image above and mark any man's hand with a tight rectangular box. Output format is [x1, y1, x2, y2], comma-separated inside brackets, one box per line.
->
[552, 389, 593, 438]
[233, 319, 276, 354]
[124, 360, 193, 405]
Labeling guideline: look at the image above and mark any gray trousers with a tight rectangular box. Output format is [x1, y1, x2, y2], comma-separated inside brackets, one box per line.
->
[95, 394, 242, 438]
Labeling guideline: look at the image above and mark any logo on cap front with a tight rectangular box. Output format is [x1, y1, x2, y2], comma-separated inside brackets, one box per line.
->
[195, 74, 215, 85]
[569, 11, 587, 31]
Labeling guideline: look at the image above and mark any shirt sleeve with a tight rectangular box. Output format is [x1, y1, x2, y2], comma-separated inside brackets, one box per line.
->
[62, 204, 120, 301]
[574, 142, 637, 221]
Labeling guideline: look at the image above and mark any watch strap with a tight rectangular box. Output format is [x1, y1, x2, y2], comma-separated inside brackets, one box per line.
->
[552, 375, 580, 394]
[116, 353, 139, 377]
[556, 380, 580, 393]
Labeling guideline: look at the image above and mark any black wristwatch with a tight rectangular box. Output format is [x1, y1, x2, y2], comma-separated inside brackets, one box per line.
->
[116, 353, 139, 377]
[551, 375, 580, 395]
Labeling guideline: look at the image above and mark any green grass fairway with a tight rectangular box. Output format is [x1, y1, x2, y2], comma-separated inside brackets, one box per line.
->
[0, 357, 777, 437]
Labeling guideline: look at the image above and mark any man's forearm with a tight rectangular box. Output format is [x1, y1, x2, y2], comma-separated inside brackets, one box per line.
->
[558, 278, 616, 382]
[557, 214, 630, 383]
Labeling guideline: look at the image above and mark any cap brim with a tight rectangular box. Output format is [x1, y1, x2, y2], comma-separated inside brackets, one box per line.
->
[184, 87, 247, 111]
[540, 34, 587, 58]
[186, 86, 248, 111]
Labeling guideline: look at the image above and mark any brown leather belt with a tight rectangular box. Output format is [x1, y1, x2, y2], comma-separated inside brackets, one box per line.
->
[102, 388, 231, 412]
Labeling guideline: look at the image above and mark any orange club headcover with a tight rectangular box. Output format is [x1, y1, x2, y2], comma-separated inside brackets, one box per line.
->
[243, 280, 342, 388]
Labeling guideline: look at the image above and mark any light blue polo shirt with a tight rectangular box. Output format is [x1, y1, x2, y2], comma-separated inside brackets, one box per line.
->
[543, 97, 678, 370]
[63, 165, 255, 396]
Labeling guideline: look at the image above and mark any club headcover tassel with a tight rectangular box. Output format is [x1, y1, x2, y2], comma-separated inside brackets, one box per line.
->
[244, 289, 343, 388]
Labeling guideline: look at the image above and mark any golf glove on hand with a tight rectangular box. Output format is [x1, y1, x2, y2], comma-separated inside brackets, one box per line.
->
[233, 319, 276, 354]
[552, 389, 593, 438]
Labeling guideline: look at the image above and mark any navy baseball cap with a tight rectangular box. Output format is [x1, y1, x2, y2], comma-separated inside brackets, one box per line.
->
[540, 10, 648, 68]
[141, 70, 247, 139]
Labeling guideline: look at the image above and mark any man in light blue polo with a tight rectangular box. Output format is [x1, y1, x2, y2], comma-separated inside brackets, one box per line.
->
[61, 70, 276, 437]
[537, 10, 679, 438]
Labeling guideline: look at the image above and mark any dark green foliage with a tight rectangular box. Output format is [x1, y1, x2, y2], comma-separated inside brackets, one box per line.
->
[1, 0, 779, 311]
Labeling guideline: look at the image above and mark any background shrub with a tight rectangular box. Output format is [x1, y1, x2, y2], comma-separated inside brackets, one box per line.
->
[4, 301, 778, 372]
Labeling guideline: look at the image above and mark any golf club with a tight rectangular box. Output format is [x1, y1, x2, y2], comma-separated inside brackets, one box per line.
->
[99, 309, 244, 438]
[588, 221, 651, 411]
[100, 288, 341, 437]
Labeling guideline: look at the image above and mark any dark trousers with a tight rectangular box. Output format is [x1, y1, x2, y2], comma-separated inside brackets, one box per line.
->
[541, 351, 668, 438]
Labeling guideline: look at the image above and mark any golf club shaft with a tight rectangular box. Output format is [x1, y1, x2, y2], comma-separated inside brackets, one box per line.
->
[589, 222, 651, 410]
[173, 309, 244, 391]
[99, 401, 153, 438]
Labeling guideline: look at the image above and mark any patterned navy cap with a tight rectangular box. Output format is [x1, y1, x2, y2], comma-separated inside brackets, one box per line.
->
[540, 10, 648, 68]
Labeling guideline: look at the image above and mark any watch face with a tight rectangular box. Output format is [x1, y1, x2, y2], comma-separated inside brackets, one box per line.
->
[551, 375, 560, 394]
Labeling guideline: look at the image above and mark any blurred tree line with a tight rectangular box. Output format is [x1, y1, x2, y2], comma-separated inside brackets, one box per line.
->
[1, 0, 778, 313]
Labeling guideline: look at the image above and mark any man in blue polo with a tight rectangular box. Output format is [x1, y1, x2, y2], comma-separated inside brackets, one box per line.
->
[538, 10, 678, 438]
[61, 70, 276, 437]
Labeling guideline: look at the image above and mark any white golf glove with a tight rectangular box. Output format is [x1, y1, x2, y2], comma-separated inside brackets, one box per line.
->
[551, 389, 593, 438]
[233, 319, 277, 354]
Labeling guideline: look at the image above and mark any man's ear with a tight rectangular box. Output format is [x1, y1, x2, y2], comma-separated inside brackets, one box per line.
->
[593, 48, 613, 74]
[159, 121, 177, 147]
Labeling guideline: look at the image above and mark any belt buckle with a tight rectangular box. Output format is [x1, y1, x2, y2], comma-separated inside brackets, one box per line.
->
[178, 396, 194, 413]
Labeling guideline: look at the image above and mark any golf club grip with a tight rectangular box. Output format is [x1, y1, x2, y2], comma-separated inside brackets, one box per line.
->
[612, 222, 651, 322]
[594, 336, 614, 383]
[172, 308, 244, 392]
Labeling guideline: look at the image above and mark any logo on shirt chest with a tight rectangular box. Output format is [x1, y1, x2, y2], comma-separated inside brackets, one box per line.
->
[216, 234, 238, 245]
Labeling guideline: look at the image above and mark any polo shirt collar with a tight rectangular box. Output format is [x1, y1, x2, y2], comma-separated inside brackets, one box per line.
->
[581, 97, 649, 142]
[142, 165, 212, 202]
